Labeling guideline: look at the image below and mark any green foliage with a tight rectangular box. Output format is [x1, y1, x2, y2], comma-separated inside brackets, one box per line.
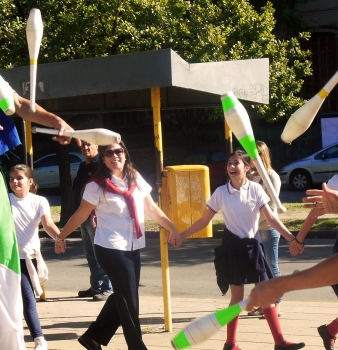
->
[0, 0, 312, 122]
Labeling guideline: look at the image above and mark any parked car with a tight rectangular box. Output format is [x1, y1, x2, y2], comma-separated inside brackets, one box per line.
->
[33, 152, 84, 189]
[279, 142, 338, 190]
[182, 148, 227, 190]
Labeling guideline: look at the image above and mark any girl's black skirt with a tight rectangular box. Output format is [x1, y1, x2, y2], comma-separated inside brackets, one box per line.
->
[214, 228, 273, 295]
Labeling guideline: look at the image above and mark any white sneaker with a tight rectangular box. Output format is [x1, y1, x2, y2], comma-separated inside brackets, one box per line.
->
[34, 336, 48, 350]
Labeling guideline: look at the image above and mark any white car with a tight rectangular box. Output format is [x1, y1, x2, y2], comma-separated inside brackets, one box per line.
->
[33, 152, 84, 189]
[279, 142, 338, 190]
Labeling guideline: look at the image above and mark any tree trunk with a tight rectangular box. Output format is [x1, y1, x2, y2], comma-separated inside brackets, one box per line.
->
[55, 143, 74, 226]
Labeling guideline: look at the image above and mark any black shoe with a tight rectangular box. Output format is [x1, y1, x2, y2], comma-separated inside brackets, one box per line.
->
[78, 288, 100, 298]
[78, 334, 102, 350]
[318, 324, 336, 350]
[274, 340, 305, 350]
[223, 343, 241, 350]
[92, 290, 113, 301]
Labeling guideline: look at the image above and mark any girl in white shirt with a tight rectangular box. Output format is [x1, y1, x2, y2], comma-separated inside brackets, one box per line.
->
[9, 164, 62, 350]
[180, 150, 304, 350]
[56, 141, 181, 350]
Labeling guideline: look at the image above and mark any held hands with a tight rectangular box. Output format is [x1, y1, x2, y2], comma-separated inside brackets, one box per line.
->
[55, 235, 66, 254]
[167, 230, 182, 248]
[289, 237, 305, 256]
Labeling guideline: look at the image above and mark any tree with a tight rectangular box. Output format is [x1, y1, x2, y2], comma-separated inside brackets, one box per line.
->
[1, 0, 311, 122]
[0, 0, 312, 220]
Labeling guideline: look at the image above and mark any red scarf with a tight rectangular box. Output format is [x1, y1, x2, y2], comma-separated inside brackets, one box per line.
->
[92, 177, 143, 239]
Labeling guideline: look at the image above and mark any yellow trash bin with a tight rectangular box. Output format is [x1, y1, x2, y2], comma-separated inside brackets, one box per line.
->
[161, 165, 212, 238]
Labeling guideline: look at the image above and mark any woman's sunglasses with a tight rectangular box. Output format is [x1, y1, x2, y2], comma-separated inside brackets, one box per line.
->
[103, 148, 124, 157]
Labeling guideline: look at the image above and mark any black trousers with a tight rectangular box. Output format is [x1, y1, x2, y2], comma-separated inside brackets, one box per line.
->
[85, 245, 147, 349]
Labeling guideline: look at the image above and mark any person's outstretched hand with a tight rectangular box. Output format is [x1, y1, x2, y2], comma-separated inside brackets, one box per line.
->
[52, 119, 81, 146]
[303, 183, 338, 214]
[247, 278, 285, 311]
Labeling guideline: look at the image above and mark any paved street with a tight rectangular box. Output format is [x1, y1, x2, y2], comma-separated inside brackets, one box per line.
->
[42, 188, 338, 302]
[28, 189, 338, 350]
[42, 237, 337, 302]
[25, 236, 338, 350]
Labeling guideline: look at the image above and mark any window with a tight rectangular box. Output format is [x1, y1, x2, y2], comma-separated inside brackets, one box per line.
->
[184, 152, 209, 164]
[301, 32, 338, 113]
[210, 151, 227, 163]
[69, 154, 82, 163]
[35, 155, 58, 167]
[325, 145, 338, 159]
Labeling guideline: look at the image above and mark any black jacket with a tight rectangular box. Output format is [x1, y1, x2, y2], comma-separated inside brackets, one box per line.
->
[72, 154, 99, 211]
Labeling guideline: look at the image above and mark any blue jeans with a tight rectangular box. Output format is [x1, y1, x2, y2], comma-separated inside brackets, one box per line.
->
[81, 217, 112, 292]
[21, 259, 43, 339]
[260, 229, 282, 303]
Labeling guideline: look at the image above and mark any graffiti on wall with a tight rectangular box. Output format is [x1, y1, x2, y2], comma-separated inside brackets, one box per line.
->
[233, 83, 269, 104]
[21, 81, 44, 97]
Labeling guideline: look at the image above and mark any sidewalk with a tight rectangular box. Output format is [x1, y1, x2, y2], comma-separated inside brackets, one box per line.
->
[25, 293, 338, 349]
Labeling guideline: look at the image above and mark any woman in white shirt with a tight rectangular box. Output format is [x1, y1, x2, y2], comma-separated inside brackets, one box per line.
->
[56, 141, 180, 350]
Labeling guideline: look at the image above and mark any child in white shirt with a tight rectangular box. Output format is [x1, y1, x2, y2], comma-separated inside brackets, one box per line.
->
[9, 164, 63, 350]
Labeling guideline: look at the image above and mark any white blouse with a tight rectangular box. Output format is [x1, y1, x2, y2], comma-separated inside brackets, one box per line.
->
[82, 172, 152, 251]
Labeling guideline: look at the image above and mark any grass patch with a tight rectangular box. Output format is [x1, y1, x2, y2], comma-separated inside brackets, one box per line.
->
[51, 206, 61, 215]
[283, 202, 307, 213]
[282, 218, 338, 231]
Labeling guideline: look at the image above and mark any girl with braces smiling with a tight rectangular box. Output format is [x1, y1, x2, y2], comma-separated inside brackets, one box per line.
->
[179, 149, 304, 350]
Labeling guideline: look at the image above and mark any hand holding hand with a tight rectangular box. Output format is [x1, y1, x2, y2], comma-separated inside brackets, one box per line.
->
[167, 230, 182, 248]
[55, 235, 66, 253]
[54, 243, 63, 254]
[289, 239, 305, 256]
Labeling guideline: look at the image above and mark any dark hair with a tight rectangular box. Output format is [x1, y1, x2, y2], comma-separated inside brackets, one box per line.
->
[9, 164, 38, 194]
[228, 149, 251, 167]
[95, 140, 137, 191]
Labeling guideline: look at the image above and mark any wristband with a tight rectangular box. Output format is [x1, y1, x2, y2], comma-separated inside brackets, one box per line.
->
[55, 236, 65, 242]
[295, 237, 305, 246]
[288, 236, 296, 244]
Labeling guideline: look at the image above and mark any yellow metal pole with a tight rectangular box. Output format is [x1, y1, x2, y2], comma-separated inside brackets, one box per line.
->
[151, 87, 172, 331]
[25, 120, 34, 168]
[151, 87, 163, 185]
[225, 120, 233, 154]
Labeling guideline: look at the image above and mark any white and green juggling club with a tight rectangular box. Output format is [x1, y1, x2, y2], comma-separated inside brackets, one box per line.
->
[0, 75, 15, 116]
[171, 299, 249, 349]
[221, 91, 286, 214]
